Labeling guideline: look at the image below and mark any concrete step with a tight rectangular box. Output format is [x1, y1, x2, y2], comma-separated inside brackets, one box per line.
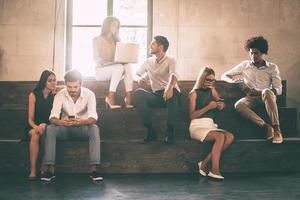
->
[1, 138, 300, 173]
[0, 80, 287, 109]
[0, 107, 297, 140]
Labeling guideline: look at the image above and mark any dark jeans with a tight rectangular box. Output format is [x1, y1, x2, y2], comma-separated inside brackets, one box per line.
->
[133, 88, 180, 126]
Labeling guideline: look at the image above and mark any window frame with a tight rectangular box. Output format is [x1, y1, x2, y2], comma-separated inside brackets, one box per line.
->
[65, 0, 153, 78]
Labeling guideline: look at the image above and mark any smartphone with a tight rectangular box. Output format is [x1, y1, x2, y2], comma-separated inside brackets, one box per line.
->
[68, 115, 75, 119]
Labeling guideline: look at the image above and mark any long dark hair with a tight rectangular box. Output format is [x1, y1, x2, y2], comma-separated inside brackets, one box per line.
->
[33, 70, 56, 93]
[100, 16, 120, 42]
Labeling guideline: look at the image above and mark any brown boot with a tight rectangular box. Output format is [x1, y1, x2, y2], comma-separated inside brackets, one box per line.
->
[272, 131, 283, 144]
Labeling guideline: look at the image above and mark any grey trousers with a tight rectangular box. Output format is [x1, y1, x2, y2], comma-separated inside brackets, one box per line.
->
[44, 124, 101, 165]
[235, 88, 280, 127]
[133, 88, 180, 126]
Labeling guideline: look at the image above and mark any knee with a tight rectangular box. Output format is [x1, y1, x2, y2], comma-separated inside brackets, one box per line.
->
[234, 101, 246, 112]
[123, 64, 132, 73]
[215, 133, 225, 143]
[133, 89, 146, 101]
[225, 133, 234, 144]
[262, 88, 275, 100]
[30, 132, 40, 142]
[45, 125, 57, 138]
[88, 125, 100, 138]
[113, 64, 125, 74]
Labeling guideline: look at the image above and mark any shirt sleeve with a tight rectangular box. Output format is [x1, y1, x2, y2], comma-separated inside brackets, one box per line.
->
[221, 62, 245, 82]
[49, 92, 63, 120]
[136, 60, 148, 77]
[169, 58, 179, 79]
[93, 37, 104, 66]
[271, 64, 282, 95]
[87, 91, 98, 121]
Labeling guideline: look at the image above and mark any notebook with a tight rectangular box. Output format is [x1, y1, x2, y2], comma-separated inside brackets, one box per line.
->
[114, 42, 140, 63]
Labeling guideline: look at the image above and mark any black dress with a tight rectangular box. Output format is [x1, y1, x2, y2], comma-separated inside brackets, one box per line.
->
[195, 88, 216, 119]
[24, 90, 54, 141]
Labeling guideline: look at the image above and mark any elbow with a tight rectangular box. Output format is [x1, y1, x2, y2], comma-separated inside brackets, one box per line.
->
[189, 113, 196, 120]
[49, 118, 55, 124]
[221, 74, 230, 82]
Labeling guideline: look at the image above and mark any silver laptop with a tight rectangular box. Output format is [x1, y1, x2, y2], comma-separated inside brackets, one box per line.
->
[114, 42, 140, 63]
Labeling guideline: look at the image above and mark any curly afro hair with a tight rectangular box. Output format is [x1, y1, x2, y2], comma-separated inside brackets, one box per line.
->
[244, 36, 268, 54]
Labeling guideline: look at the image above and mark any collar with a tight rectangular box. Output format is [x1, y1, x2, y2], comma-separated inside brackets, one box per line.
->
[64, 88, 83, 99]
[250, 60, 270, 69]
[156, 54, 167, 64]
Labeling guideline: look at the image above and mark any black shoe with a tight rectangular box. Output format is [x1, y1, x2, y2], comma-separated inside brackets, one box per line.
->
[41, 171, 55, 182]
[144, 132, 157, 143]
[89, 171, 103, 181]
[164, 132, 174, 144]
[143, 128, 157, 143]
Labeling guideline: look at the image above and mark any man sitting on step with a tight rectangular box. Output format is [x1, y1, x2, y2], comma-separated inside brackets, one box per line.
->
[42, 69, 102, 182]
[221, 36, 283, 144]
[134, 35, 181, 144]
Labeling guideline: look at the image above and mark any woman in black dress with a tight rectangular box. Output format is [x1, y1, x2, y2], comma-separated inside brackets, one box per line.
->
[189, 67, 234, 180]
[27, 70, 56, 180]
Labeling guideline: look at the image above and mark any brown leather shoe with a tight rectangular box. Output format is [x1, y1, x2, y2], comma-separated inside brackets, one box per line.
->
[272, 132, 283, 144]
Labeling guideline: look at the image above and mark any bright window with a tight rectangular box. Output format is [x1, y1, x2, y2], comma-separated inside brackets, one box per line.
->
[66, 0, 152, 78]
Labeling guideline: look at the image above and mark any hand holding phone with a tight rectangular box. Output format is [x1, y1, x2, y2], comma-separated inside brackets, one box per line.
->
[216, 99, 225, 110]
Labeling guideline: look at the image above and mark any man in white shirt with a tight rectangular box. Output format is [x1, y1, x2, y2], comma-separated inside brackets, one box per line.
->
[42, 70, 102, 182]
[134, 35, 181, 144]
[221, 36, 283, 144]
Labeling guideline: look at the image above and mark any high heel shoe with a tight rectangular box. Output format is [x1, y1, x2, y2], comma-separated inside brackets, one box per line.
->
[208, 172, 224, 180]
[105, 97, 121, 109]
[124, 97, 134, 109]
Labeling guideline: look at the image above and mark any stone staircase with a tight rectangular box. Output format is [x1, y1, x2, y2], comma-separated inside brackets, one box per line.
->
[0, 80, 299, 173]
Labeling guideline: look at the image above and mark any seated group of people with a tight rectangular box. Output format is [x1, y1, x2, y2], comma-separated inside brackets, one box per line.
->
[26, 17, 284, 182]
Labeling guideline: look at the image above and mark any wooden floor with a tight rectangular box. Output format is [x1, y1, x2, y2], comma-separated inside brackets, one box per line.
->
[1, 172, 300, 200]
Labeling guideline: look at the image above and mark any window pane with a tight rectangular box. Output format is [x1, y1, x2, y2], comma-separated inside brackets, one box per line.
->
[73, 0, 107, 25]
[114, 0, 147, 25]
[72, 27, 100, 77]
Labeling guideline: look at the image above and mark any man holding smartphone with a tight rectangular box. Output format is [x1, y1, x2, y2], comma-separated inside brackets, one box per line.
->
[42, 69, 102, 182]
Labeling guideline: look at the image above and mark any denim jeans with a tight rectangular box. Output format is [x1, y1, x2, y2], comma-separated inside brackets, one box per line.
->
[44, 124, 100, 165]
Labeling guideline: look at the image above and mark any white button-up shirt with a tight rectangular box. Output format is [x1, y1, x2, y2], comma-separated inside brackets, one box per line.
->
[136, 55, 180, 92]
[49, 87, 98, 120]
[221, 60, 282, 95]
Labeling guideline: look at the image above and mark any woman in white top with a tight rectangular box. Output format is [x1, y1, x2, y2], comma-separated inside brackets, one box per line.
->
[93, 16, 133, 109]
[189, 67, 234, 180]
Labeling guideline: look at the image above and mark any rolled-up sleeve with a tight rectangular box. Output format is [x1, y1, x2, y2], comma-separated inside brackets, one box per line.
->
[93, 37, 104, 67]
[49, 93, 63, 120]
[87, 92, 98, 121]
[169, 58, 178, 79]
[271, 64, 282, 95]
[136, 61, 148, 77]
[221, 62, 245, 82]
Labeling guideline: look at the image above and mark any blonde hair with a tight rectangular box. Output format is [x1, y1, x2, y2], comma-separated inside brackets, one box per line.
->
[191, 66, 215, 91]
